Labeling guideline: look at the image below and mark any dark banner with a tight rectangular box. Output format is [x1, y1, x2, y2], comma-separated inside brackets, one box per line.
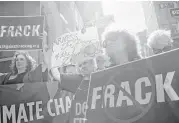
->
[0, 82, 72, 123]
[2, 49, 179, 123]
[0, 16, 44, 50]
[70, 48, 179, 123]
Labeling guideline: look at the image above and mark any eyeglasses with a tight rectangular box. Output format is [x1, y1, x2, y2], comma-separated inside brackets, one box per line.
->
[152, 45, 172, 54]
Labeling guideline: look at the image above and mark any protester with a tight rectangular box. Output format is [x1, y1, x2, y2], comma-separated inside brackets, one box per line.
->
[102, 26, 142, 66]
[0, 31, 49, 84]
[147, 30, 174, 55]
[0, 51, 37, 85]
[50, 24, 143, 92]
[50, 44, 98, 123]
[50, 44, 98, 93]
[147, 29, 179, 122]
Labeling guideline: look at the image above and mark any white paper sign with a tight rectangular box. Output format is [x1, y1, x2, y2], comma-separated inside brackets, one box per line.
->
[52, 27, 100, 67]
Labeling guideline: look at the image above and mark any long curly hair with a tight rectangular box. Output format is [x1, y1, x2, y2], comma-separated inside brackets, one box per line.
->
[10, 51, 37, 75]
[102, 27, 142, 62]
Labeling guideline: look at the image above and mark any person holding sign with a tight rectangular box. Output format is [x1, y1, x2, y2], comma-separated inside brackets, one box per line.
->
[50, 25, 142, 92]
[102, 26, 142, 66]
[50, 44, 98, 93]
[147, 30, 179, 122]
[0, 51, 37, 85]
[147, 30, 174, 55]
[50, 44, 98, 123]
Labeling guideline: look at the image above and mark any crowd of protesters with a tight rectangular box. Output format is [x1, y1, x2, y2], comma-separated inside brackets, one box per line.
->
[50, 25, 175, 94]
[0, 24, 175, 87]
[49, 25, 177, 123]
[0, 22, 177, 123]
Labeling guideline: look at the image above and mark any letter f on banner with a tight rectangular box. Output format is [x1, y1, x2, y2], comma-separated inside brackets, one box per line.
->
[156, 71, 179, 102]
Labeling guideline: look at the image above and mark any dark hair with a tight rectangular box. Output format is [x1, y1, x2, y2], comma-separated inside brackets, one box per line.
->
[10, 51, 37, 75]
[102, 28, 142, 61]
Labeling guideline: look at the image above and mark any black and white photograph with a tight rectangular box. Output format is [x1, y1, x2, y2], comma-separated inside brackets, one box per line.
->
[1, 1, 179, 123]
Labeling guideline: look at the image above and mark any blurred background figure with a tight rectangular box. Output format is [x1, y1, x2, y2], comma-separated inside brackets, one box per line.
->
[0, 51, 37, 85]
[147, 30, 174, 55]
[102, 25, 142, 67]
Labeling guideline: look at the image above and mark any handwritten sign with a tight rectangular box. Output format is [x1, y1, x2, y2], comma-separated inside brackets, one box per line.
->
[52, 27, 99, 67]
[0, 16, 44, 50]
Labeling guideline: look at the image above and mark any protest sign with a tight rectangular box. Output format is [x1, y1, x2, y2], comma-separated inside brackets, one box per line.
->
[52, 27, 100, 67]
[69, 48, 179, 123]
[0, 16, 44, 50]
[69, 79, 90, 123]
[0, 81, 72, 123]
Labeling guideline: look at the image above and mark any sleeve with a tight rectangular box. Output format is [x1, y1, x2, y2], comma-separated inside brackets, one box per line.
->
[0, 73, 9, 85]
[60, 74, 83, 93]
[24, 64, 43, 83]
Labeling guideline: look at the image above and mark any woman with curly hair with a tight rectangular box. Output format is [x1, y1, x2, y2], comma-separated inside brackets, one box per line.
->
[102, 26, 142, 66]
[50, 26, 143, 92]
[1, 50, 37, 85]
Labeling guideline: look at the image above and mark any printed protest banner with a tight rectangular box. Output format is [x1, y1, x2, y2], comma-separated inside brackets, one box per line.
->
[0, 81, 72, 123]
[52, 27, 100, 67]
[69, 79, 90, 123]
[0, 16, 44, 50]
[69, 48, 179, 123]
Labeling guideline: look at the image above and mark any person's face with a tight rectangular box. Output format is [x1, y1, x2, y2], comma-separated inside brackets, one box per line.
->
[104, 37, 126, 56]
[78, 59, 96, 75]
[103, 37, 127, 64]
[15, 54, 27, 70]
[152, 36, 173, 54]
